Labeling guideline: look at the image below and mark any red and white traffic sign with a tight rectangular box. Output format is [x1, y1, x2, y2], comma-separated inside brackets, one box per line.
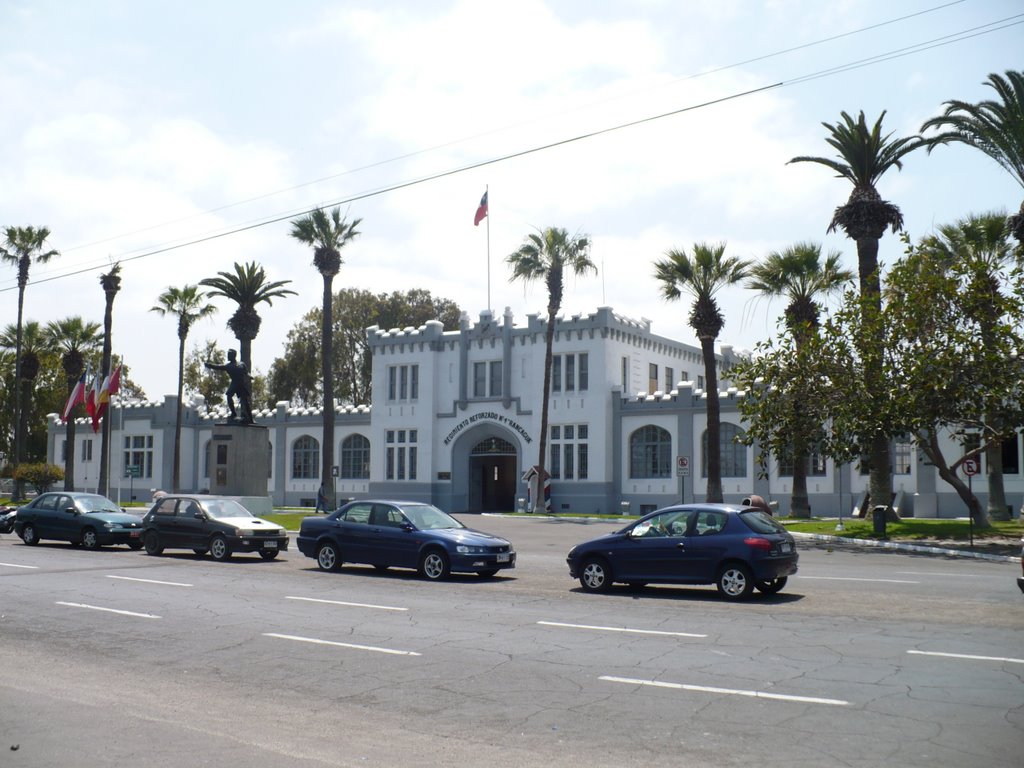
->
[963, 458, 980, 476]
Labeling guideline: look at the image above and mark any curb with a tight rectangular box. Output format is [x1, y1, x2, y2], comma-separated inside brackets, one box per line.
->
[791, 532, 1019, 563]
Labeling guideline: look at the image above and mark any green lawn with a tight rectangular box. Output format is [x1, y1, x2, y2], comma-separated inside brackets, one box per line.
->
[779, 516, 1023, 543]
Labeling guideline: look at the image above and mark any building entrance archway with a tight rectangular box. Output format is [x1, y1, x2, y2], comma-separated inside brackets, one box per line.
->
[468, 437, 517, 512]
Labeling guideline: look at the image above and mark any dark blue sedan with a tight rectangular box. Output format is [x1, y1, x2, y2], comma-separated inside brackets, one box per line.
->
[14, 492, 144, 550]
[566, 503, 798, 600]
[297, 500, 516, 580]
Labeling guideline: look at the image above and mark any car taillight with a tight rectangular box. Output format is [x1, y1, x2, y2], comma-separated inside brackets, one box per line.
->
[744, 537, 773, 551]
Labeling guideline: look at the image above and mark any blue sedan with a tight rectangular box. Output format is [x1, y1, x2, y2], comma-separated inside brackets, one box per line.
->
[566, 503, 798, 600]
[297, 500, 516, 580]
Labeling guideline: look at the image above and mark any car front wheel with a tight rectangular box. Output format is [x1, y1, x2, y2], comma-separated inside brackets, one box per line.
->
[755, 576, 788, 595]
[419, 550, 450, 581]
[316, 542, 341, 571]
[579, 557, 612, 593]
[209, 535, 231, 561]
[20, 524, 38, 546]
[717, 563, 754, 600]
[81, 528, 100, 550]
[144, 531, 163, 555]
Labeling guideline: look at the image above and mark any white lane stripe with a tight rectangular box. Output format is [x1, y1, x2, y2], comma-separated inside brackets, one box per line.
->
[600, 675, 849, 706]
[107, 575, 193, 587]
[908, 650, 1024, 665]
[538, 621, 706, 638]
[798, 575, 919, 584]
[897, 571, 993, 578]
[0, 562, 38, 569]
[263, 632, 420, 656]
[56, 601, 161, 619]
[285, 595, 407, 611]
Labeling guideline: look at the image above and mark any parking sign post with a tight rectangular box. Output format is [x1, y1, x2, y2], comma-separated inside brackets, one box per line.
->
[676, 456, 690, 504]
[963, 457, 980, 546]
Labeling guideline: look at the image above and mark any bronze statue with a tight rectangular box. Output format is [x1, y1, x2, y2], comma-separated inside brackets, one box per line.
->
[205, 349, 254, 424]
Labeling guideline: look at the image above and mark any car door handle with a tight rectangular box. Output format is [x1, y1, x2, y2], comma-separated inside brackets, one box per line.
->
[676, 543, 686, 549]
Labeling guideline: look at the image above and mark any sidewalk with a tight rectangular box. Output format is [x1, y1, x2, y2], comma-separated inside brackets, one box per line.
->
[792, 531, 1019, 563]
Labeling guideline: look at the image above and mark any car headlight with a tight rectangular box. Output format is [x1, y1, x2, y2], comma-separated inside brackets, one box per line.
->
[103, 522, 118, 529]
[237, 529, 254, 536]
[456, 545, 487, 554]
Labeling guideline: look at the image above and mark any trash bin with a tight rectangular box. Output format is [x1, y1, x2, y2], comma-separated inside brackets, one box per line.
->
[872, 505, 888, 537]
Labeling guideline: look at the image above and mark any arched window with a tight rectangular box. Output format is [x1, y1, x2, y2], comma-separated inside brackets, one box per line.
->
[629, 425, 671, 478]
[340, 434, 370, 479]
[292, 435, 319, 480]
[701, 423, 747, 477]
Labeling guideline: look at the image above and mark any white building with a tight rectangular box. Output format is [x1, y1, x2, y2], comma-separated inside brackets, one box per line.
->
[47, 306, 1022, 519]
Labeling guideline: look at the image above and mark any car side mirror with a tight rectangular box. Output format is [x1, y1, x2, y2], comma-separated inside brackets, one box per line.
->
[400, 522, 415, 532]
[193, 511, 206, 519]
[64, 506, 77, 515]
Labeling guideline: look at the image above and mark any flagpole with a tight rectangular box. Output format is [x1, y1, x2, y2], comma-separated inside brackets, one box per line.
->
[485, 184, 491, 313]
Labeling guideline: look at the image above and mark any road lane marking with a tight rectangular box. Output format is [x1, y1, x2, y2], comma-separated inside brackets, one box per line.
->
[285, 596, 407, 611]
[538, 621, 706, 638]
[600, 676, 849, 706]
[263, 632, 420, 656]
[896, 571, 994, 577]
[107, 575, 193, 587]
[0, 562, 38, 569]
[55, 601, 161, 619]
[798, 575, 919, 584]
[908, 650, 1024, 664]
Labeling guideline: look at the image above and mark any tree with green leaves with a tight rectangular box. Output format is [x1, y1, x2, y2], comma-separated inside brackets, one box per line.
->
[97, 263, 121, 497]
[151, 285, 217, 491]
[289, 207, 361, 510]
[654, 242, 750, 503]
[909, 212, 1020, 522]
[790, 110, 927, 515]
[746, 243, 853, 517]
[45, 316, 103, 491]
[508, 227, 595, 513]
[0, 322, 55, 477]
[184, 341, 227, 412]
[922, 70, 1024, 246]
[0, 225, 59, 500]
[199, 261, 296, 371]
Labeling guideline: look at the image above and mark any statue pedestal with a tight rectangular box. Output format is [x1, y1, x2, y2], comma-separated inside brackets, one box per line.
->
[208, 424, 271, 515]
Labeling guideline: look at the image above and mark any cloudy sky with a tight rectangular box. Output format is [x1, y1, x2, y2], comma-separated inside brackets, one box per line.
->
[1, 0, 1021, 401]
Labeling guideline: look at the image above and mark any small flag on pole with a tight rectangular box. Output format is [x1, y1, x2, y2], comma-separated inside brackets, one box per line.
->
[61, 371, 88, 422]
[87, 373, 104, 433]
[474, 191, 488, 226]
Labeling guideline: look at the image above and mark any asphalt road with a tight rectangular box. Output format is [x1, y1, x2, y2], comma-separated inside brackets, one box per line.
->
[1, 515, 1021, 768]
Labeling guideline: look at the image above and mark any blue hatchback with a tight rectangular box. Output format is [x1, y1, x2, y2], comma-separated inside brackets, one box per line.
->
[566, 503, 798, 599]
[297, 500, 516, 580]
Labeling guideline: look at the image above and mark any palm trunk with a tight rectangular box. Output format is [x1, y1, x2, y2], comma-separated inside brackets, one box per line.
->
[240, 338, 253, 372]
[11, 285, 26, 502]
[534, 308, 557, 513]
[701, 336, 723, 503]
[173, 335, 185, 492]
[64, 379, 77, 491]
[321, 275, 335, 508]
[98, 305, 113, 497]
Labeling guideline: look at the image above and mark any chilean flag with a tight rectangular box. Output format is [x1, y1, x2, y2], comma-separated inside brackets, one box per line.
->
[473, 191, 488, 226]
[86, 373, 103, 432]
[61, 371, 88, 422]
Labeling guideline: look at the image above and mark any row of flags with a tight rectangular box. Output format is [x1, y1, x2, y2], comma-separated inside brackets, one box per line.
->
[61, 365, 122, 432]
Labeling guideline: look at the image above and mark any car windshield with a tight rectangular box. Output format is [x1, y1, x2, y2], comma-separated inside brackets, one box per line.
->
[401, 504, 464, 530]
[740, 510, 787, 534]
[79, 495, 122, 514]
[199, 499, 254, 519]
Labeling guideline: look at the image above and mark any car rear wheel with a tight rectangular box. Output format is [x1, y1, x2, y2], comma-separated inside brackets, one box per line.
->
[580, 557, 612, 593]
[81, 528, 100, 550]
[419, 550, 450, 581]
[755, 576, 788, 595]
[717, 563, 754, 600]
[209, 535, 231, 561]
[127, 540, 144, 550]
[259, 549, 279, 561]
[144, 531, 163, 555]
[316, 542, 341, 571]
[20, 524, 39, 546]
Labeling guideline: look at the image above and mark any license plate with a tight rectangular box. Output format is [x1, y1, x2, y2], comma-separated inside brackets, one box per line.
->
[780, 542, 792, 553]
[130, 530, 141, 538]
[497, 553, 510, 563]
[264, 541, 278, 549]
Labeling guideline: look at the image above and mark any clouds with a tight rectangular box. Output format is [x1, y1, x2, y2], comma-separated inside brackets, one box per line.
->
[1, 0, 1020, 399]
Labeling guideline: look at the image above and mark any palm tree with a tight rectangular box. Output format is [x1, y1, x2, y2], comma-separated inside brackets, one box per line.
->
[915, 212, 1018, 523]
[0, 322, 51, 480]
[151, 285, 217, 492]
[790, 111, 927, 515]
[921, 70, 1024, 246]
[199, 262, 296, 371]
[45, 317, 103, 491]
[654, 243, 750, 503]
[289, 207, 361, 510]
[97, 263, 121, 496]
[507, 227, 596, 513]
[747, 243, 853, 517]
[0, 226, 59, 500]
